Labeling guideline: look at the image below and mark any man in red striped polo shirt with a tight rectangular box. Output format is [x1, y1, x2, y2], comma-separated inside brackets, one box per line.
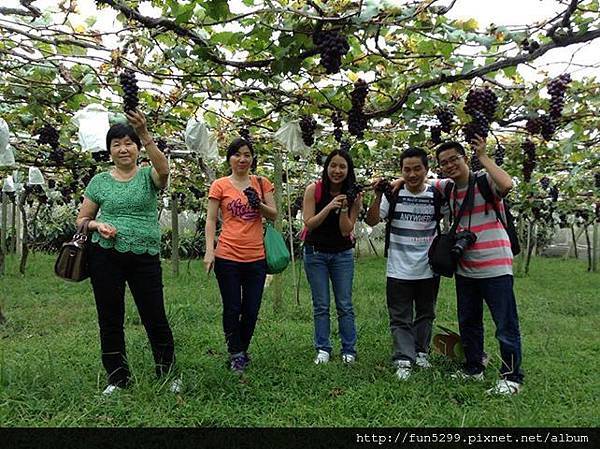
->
[433, 136, 524, 395]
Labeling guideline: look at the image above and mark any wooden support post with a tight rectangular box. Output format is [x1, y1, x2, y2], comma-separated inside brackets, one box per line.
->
[272, 151, 284, 314]
[171, 196, 179, 276]
[11, 200, 16, 253]
[284, 154, 298, 304]
[593, 222, 599, 273]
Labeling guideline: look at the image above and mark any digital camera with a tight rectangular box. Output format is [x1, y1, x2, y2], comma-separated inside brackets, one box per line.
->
[451, 230, 477, 260]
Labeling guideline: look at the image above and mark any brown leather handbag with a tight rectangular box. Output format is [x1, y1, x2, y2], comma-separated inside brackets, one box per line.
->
[54, 219, 91, 282]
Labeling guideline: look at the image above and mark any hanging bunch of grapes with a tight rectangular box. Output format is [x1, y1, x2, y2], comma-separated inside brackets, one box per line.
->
[430, 126, 442, 144]
[339, 139, 351, 152]
[464, 87, 498, 120]
[525, 117, 542, 134]
[462, 87, 498, 171]
[549, 186, 559, 202]
[119, 69, 139, 113]
[494, 144, 506, 166]
[315, 150, 327, 166]
[525, 74, 572, 141]
[299, 115, 317, 147]
[436, 107, 454, 133]
[332, 111, 344, 142]
[348, 79, 368, 138]
[92, 151, 111, 163]
[312, 29, 350, 75]
[463, 87, 497, 141]
[49, 148, 65, 165]
[522, 139, 536, 182]
[38, 124, 59, 150]
[240, 127, 253, 144]
[521, 38, 540, 54]
[156, 138, 169, 154]
[540, 115, 557, 141]
[548, 74, 571, 118]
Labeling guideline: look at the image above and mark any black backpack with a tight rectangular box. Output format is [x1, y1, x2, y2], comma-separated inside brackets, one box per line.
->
[383, 183, 450, 258]
[475, 175, 521, 256]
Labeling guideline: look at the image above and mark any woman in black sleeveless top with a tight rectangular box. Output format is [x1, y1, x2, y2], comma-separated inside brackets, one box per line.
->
[302, 150, 362, 365]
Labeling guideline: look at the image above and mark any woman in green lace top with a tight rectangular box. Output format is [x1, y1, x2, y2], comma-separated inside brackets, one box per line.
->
[76, 110, 180, 395]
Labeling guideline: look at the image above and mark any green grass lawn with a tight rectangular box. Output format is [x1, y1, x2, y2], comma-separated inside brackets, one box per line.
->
[0, 253, 598, 427]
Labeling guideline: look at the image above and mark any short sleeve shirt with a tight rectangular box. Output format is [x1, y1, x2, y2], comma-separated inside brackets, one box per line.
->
[380, 185, 437, 280]
[84, 166, 161, 255]
[434, 171, 513, 278]
[208, 175, 274, 263]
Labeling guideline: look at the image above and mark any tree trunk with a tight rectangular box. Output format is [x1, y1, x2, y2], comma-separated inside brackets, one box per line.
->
[272, 151, 284, 314]
[564, 226, 585, 260]
[571, 225, 579, 259]
[18, 194, 29, 275]
[11, 199, 16, 253]
[584, 224, 592, 272]
[593, 222, 599, 273]
[514, 216, 526, 276]
[1, 192, 8, 256]
[171, 196, 179, 276]
[525, 220, 535, 275]
[30, 201, 42, 252]
[0, 192, 7, 275]
[283, 155, 298, 304]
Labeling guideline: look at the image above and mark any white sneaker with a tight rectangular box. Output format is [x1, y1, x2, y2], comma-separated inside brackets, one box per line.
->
[451, 370, 484, 381]
[169, 378, 183, 394]
[415, 352, 432, 369]
[486, 379, 522, 395]
[102, 384, 122, 396]
[393, 360, 411, 380]
[342, 354, 356, 364]
[314, 350, 330, 364]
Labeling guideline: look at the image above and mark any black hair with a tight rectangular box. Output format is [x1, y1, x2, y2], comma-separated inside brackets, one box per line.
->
[105, 123, 142, 151]
[400, 147, 429, 169]
[226, 137, 254, 160]
[435, 141, 466, 160]
[321, 150, 356, 195]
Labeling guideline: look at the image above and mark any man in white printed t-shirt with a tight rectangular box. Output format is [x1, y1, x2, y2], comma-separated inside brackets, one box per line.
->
[366, 148, 443, 381]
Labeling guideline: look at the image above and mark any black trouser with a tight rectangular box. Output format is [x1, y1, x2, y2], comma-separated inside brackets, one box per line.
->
[386, 276, 440, 363]
[214, 257, 267, 355]
[88, 244, 175, 386]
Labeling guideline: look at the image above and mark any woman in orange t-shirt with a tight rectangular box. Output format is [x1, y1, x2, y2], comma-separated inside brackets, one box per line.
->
[204, 137, 277, 374]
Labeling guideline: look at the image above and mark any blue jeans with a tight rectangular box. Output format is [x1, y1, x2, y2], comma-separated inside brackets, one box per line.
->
[304, 245, 357, 356]
[455, 274, 524, 383]
[214, 257, 267, 355]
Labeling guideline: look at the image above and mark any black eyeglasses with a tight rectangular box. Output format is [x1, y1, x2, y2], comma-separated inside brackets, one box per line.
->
[438, 155, 464, 168]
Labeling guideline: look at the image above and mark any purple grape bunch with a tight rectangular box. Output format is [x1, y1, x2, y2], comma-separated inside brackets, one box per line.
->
[299, 115, 317, 147]
[312, 29, 350, 75]
[522, 139, 536, 182]
[348, 79, 369, 138]
[119, 69, 139, 113]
